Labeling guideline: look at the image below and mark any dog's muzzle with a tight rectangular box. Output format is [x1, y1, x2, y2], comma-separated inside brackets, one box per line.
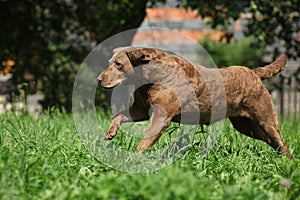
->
[97, 74, 103, 87]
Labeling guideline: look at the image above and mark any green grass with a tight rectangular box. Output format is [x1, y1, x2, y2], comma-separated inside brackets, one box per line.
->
[0, 110, 300, 200]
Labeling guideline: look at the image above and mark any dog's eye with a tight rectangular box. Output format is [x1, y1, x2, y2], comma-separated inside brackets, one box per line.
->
[115, 61, 123, 69]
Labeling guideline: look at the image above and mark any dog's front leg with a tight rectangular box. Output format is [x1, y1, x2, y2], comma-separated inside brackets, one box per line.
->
[104, 103, 150, 140]
[137, 104, 171, 154]
[103, 113, 129, 140]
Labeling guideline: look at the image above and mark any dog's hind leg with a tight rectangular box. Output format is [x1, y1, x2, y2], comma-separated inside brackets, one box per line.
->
[256, 116, 291, 158]
[103, 103, 150, 140]
[137, 104, 172, 154]
[229, 116, 291, 158]
[229, 116, 272, 144]
[242, 90, 291, 158]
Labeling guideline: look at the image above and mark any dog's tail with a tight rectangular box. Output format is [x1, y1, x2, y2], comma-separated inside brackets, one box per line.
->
[253, 54, 287, 80]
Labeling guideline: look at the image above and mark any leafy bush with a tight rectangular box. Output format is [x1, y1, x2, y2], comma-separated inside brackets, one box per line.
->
[200, 37, 265, 68]
[0, 0, 151, 111]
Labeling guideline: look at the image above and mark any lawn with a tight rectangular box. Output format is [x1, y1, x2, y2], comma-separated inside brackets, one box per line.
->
[0, 110, 299, 200]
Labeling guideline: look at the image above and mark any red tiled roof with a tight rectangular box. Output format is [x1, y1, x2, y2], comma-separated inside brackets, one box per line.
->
[133, 30, 224, 43]
[145, 8, 201, 20]
[134, 8, 225, 43]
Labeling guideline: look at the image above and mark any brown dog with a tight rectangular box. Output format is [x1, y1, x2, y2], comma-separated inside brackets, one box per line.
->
[97, 47, 291, 158]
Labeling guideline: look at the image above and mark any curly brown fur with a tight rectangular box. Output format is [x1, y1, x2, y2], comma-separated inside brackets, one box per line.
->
[98, 47, 291, 158]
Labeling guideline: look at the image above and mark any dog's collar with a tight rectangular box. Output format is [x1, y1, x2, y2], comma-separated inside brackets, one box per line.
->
[126, 52, 135, 67]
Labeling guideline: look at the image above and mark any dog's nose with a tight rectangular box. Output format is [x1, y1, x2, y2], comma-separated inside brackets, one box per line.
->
[97, 75, 103, 86]
[97, 75, 102, 82]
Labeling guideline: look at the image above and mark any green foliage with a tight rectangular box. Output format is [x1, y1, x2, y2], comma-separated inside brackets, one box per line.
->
[0, 0, 149, 110]
[183, 0, 250, 29]
[183, 0, 300, 60]
[0, 111, 300, 199]
[200, 37, 265, 68]
[1, 0, 299, 109]
[247, 0, 299, 60]
[38, 51, 79, 111]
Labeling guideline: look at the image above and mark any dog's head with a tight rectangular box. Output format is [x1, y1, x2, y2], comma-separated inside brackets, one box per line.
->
[97, 47, 135, 88]
[98, 46, 164, 88]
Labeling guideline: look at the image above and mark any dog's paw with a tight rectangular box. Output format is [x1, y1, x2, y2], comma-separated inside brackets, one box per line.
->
[103, 134, 114, 140]
[103, 130, 117, 140]
[103, 136, 112, 141]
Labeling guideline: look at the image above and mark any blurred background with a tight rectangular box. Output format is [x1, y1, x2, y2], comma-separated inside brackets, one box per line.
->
[0, 0, 299, 116]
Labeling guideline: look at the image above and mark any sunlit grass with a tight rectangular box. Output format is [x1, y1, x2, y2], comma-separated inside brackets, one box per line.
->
[0, 111, 299, 199]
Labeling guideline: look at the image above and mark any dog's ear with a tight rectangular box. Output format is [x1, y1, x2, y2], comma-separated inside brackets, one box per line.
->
[127, 48, 162, 66]
[112, 46, 133, 54]
[109, 46, 134, 63]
